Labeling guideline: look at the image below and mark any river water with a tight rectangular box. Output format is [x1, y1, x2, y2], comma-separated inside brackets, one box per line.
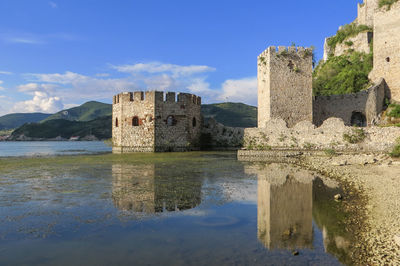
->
[0, 141, 111, 157]
[0, 150, 353, 265]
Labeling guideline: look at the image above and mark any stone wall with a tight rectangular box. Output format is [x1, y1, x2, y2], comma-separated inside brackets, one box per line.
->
[369, 1, 400, 102]
[201, 118, 244, 149]
[323, 32, 372, 61]
[313, 79, 387, 126]
[357, 0, 379, 27]
[242, 117, 400, 153]
[154, 92, 202, 152]
[258, 46, 313, 128]
[112, 91, 156, 152]
[112, 91, 202, 153]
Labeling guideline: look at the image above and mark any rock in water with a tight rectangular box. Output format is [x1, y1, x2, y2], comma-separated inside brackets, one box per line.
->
[334, 194, 342, 201]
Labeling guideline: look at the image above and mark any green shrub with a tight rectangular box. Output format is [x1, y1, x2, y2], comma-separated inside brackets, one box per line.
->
[379, 0, 399, 10]
[345, 41, 354, 46]
[313, 52, 373, 96]
[387, 103, 400, 118]
[390, 138, 400, 157]
[324, 148, 337, 156]
[327, 23, 372, 50]
[343, 128, 366, 144]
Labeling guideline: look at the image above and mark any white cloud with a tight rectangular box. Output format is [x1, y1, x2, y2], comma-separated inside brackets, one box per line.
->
[113, 62, 215, 78]
[25, 71, 136, 101]
[217, 77, 257, 105]
[0, 95, 5, 99]
[12, 91, 63, 113]
[0, 71, 12, 75]
[49, 1, 57, 8]
[0, 80, 4, 91]
[5, 37, 43, 45]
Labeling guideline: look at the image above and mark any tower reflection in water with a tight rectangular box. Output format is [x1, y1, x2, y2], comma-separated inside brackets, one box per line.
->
[246, 163, 314, 250]
[112, 164, 202, 213]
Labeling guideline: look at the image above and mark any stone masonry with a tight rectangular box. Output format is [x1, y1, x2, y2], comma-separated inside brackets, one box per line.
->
[369, 1, 400, 102]
[112, 91, 202, 153]
[258, 46, 313, 128]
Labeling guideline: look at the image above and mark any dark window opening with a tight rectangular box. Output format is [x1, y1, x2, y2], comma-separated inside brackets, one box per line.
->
[167, 115, 176, 126]
[192, 117, 197, 127]
[115, 118, 119, 127]
[351, 112, 367, 127]
[287, 60, 294, 70]
[132, 116, 139, 126]
[386, 57, 390, 63]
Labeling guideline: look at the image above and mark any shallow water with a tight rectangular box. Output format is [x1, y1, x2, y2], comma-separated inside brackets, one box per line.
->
[0, 152, 353, 265]
[0, 141, 111, 157]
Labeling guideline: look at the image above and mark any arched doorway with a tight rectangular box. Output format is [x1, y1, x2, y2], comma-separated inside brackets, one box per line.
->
[350, 112, 366, 127]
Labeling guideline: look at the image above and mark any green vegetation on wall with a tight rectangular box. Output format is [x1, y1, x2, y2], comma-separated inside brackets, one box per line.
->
[327, 23, 372, 50]
[387, 103, 400, 118]
[379, 0, 399, 10]
[313, 52, 373, 96]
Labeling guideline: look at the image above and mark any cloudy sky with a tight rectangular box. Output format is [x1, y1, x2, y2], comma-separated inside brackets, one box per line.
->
[0, 0, 362, 115]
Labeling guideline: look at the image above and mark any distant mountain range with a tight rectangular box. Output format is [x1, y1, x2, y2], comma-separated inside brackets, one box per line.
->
[0, 113, 51, 130]
[41, 101, 112, 122]
[2, 101, 257, 140]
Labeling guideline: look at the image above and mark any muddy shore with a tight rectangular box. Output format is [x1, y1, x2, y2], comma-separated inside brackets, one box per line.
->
[299, 153, 400, 265]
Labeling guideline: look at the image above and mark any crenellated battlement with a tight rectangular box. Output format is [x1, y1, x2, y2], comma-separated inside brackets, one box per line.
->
[113, 91, 201, 105]
[258, 46, 313, 59]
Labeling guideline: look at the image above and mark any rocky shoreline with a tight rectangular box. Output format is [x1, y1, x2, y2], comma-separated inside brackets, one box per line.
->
[239, 150, 400, 265]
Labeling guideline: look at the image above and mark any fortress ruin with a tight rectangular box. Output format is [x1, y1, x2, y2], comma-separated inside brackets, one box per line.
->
[112, 91, 201, 153]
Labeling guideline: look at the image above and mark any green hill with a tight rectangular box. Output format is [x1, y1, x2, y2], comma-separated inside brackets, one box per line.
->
[42, 101, 112, 122]
[11, 116, 111, 140]
[201, 102, 257, 127]
[0, 113, 51, 130]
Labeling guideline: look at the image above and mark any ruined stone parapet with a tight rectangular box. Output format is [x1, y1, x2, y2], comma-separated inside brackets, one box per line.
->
[258, 45, 313, 128]
[357, 0, 379, 27]
[242, 117, 400, 153]
[112, 90, 202, 153]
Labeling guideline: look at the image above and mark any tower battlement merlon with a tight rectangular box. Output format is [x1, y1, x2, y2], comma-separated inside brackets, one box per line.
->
[177, 93, 201, 105]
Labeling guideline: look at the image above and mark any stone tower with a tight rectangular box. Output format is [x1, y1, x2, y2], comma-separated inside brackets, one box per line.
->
[369, 1, 400, 102]
[357, 0, 379, 27]
[112, 91, 202, 153]
[257, 46, 313, 128]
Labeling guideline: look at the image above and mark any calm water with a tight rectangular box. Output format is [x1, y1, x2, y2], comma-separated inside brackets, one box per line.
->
[0, 141, 111, 157]
[0, 152, 353, 265]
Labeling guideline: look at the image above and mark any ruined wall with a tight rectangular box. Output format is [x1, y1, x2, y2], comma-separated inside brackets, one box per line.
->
[112, 91, 156, 152]
[258, 46, 313, 128]
[313, 79, 387, 126]
[357, 0, 379, 27]
[201, 118, 244, 149]
[323, 32, 372, 61]
[369, 1, 400, 102]
[154, 92, 202, 152]
[112, 91, 202, 153]
[242, 118, 400, 153]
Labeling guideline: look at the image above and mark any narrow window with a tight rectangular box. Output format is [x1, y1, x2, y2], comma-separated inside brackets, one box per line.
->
[132, 116, 139, 126]
[192, 117, 197, 127]
[386, 57, 390, 63]
[167, 115, 176, 126]
[115, 118, 119, 127]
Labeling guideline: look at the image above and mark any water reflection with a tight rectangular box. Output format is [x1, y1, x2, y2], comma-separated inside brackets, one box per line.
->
[112, 164, 202, 213]
[246, 163, 314, 250]
[244, 162, 354, 264]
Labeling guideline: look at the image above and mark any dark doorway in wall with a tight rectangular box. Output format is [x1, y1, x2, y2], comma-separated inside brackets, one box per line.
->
[132, 116, 139, 126]
[351, 112, 367, 127]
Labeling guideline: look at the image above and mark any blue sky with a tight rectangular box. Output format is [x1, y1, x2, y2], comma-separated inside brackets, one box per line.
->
[0, 0, 362, 115]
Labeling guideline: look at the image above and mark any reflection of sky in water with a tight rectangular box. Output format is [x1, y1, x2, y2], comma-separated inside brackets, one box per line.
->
[0, 153, 350, 265]
[0, 141, 111, 157]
